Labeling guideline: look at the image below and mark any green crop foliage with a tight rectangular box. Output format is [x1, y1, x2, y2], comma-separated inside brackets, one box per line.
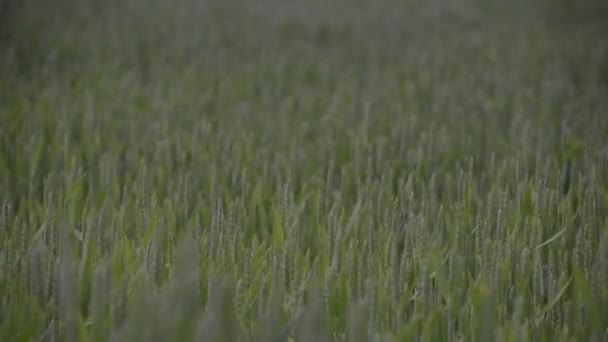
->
[1, 0, 607, 340]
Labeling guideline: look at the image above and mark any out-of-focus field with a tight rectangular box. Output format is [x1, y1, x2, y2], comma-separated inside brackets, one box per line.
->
[1, 0, 607, 340]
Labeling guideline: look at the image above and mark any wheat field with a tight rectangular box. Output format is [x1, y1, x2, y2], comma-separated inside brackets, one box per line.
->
[1, 0, 607, 340]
